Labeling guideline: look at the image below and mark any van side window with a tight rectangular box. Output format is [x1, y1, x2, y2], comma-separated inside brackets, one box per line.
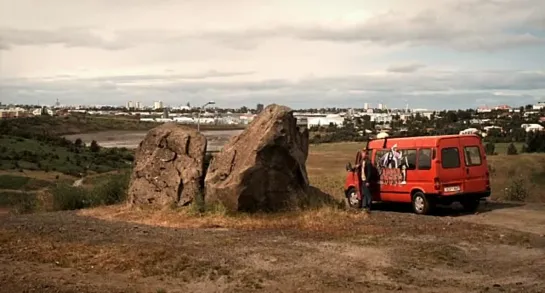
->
[464, 146, 482, 166]
[400, 149, 417, 170]
[418, 148, 432, 170]
[374, 149, 388, 165]
[441, 147, 460, 169]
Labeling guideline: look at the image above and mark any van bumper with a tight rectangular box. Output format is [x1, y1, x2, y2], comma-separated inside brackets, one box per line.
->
[432, 190, 491, 205]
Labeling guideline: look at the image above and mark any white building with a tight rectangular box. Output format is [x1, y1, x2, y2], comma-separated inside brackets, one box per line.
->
[363, 103, 370, 110]
[307, 114, 344, 128]
[32, 107, 54, 116]
[377, 103, 384, 110]
[533, 102, 545, 110]
[521, 123, 544, 132]
[483, 126, 502, 132]
[477, 106, 492, 113]
[135, 101, 142, 110]
[173, 117, 195, 124]
[460, 128, 480, 135]
[153, 101, 163, 110]
[126, 101, 134, 109]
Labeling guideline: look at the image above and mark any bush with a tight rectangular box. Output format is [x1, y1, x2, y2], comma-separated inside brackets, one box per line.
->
[51, 171, 130, 211]
[12, 193, 38, 214]
[90, 140, 100, 152]
[485, 142, 496, 156]
[91, 172, 130, 205]
[0, 191, 38, 214]
[51, 185, 94, 210]
[0, 175, 30, 189]
[507, 143, 518, 155]
[504, 177, 529, 202]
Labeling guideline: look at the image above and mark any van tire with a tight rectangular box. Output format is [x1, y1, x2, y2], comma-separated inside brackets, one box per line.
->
[412, 192, 433, 215]
[345, 187, 361, 209]
[460, 199, 480, 213]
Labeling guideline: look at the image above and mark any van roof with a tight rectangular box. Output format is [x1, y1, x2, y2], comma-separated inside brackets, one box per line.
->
[367, 134, 481, 149]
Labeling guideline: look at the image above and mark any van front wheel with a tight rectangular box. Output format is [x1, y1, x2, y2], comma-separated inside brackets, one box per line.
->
[346, 187, 361, 209]
[412, 192, 433, 215]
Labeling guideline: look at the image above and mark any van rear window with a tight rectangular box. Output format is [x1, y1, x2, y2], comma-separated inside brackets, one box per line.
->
[441, 147, 460, 169]
[464, 146, 482, 166]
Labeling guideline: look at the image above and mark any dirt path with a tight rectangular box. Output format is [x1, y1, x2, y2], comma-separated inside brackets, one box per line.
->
[1, 206, 545, 293]
[461, 202, 545, 235]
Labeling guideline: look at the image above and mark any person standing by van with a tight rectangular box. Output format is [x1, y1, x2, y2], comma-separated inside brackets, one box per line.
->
[355, 149, 373, 213]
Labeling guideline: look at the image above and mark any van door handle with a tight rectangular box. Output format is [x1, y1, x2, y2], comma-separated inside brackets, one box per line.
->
[466, 168, 469, 175]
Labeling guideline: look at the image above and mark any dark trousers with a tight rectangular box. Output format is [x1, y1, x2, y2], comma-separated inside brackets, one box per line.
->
[359, 180, 372, 209]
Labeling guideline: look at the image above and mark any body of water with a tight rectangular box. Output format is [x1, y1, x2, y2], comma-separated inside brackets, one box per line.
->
[64, 129, 243, 151]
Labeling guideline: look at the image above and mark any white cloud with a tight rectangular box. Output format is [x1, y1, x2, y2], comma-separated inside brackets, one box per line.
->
[387, 63, 427, 73]
[0, 0, 544, 108]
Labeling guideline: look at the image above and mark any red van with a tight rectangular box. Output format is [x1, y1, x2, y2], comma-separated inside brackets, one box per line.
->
[344, 134, 491, 215]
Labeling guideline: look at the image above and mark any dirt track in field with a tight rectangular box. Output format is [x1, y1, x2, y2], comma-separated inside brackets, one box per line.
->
[1, 202, 545, 293]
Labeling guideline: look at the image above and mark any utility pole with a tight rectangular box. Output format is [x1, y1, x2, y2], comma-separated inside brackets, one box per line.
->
[197, 101, 215, 132]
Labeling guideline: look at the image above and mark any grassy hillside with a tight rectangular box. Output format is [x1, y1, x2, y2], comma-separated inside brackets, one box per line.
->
[0, 115, 157, 136]
[0, 135, 133, 176]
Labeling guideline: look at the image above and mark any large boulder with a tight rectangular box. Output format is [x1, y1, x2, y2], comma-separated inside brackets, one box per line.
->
[128, 123, 207, 207]
[204, 104, 309, 212]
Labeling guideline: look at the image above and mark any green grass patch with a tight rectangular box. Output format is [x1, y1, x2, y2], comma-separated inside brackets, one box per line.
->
[51, 171, 130, 211]
[0, 191, 38, 214]
[0, 174, 51, 191]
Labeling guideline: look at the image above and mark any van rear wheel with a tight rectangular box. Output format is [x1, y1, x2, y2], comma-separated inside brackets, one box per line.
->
[460, 199, 480, 213]
[412, 192, 433, 215]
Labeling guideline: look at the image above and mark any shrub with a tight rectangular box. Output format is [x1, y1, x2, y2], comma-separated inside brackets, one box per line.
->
[0, 191, 38, 214]
[506, 143, 518, 155]
[51, 172, 131, 211]
[91, 171, 130, 205]
[0, 174, 30, 189]
[12, 193, 38, 214]
[51, 184, 94, 211]
[90, 140, 100, 152]
[504, 177, 529, 202]
[485, 142, 496, 156]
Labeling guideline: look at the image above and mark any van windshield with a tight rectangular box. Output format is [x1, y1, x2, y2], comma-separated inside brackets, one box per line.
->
[441, 147, 460, 169]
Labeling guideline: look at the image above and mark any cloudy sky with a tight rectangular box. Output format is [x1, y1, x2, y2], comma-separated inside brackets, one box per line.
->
[1, 0, 544, 109]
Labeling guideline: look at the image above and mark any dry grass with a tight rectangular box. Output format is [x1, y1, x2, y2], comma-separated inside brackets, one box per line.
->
[78, 204, 368, 237]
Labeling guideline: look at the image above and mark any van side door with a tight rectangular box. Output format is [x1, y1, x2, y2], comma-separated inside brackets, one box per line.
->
[438, 137, 465, 194]
[460, 137, 488, 194]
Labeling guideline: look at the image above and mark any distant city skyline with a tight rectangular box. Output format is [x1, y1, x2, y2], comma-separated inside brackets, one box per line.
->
[1, 0, 544, 109]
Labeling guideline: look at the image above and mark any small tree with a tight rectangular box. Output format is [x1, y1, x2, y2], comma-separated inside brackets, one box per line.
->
[485, 142, 496, 156]
[74, 138, 83, 148]
[90, 140, 100, 153]
[507, 143, 518, 155]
